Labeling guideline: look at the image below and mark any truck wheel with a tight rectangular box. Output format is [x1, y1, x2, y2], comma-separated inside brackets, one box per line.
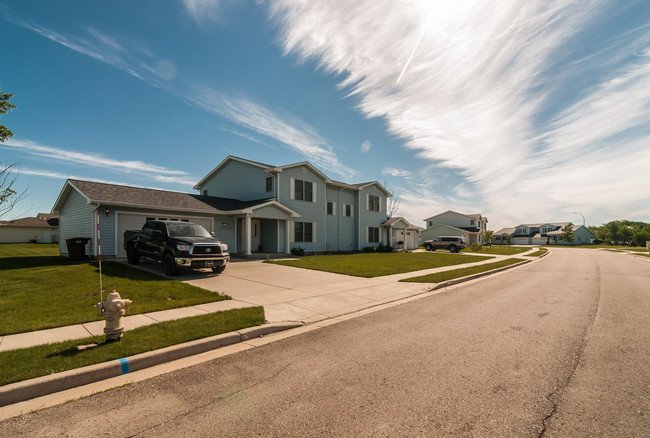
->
[211, 265, 226, 274]
[126, 245, 140, 265]
[163, 253, 178, 276]
[424, 243, 433, 251]
[449, 245, 458, 253]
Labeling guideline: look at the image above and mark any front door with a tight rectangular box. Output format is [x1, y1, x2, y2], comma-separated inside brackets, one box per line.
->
[251, 219, 261, 252]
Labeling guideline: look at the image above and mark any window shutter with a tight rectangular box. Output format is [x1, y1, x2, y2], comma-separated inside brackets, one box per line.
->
[333, 202, 336, 215]
[290, 178, 295, 200]
[290, 221, 295, 242]
[313, 184, 317, 203]
[366, 227, 369, 242]
[351, 206, 354, 217]
[366, 194, 369, 211]
[312, 223, 317, 242]
[379, 196, 382, 212]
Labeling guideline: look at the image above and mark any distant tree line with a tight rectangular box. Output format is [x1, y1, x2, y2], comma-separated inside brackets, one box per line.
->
[588, 220, 650, 247]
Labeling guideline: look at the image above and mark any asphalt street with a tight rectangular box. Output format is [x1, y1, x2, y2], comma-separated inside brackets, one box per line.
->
[1, 248, 648, 437]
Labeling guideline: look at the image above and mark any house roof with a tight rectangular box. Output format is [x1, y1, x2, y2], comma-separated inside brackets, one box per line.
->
[193, 155, 392, 197]
[53, 179, 299, 217]
[424, 224, 474, 234]
[423, 210, 486, 222]
[0, 214, 59, 228]
[494, 227, 516, 236]
[382, 217, 422, 230]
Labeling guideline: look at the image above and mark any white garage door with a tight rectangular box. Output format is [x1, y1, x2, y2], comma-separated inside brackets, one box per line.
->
[116, 213, 214, 258]
[406, 231, 418, 250]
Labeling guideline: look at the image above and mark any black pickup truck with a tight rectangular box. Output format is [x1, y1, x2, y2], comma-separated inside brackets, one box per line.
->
[124, 220, 230, 276]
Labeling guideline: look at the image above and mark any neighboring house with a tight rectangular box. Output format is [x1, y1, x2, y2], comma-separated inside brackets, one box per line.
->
[381, 217, 422, 250]
[420, 210, 488, 245]
[0, 213, 59, 243]
[52, 156, 393, 258]
[493, 222, 596, 245]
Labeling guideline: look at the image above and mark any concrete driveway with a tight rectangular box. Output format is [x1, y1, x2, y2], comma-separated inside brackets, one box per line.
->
[180, 259, 431, 323]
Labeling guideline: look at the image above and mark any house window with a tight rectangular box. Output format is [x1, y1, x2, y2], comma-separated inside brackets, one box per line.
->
[327, 201, 336, 215]
[265, 177, 273, 192]
[203, 190, 208, 196]
[471, 219, 475, 225]
[343, 204, 353, 217]
[368, 194, 380, 212]
[428, 221, 433, 227]
[368, 227, 379, 243]
[293, 179, 313, 202]
[294, 221, 314, 242]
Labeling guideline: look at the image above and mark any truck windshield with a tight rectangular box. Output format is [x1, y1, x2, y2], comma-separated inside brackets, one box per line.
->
[167, 223, 212, 238]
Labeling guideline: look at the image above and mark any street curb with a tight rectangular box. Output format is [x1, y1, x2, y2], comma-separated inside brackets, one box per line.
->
[0, 322, 302, 407]
[428, 259, 532, 291]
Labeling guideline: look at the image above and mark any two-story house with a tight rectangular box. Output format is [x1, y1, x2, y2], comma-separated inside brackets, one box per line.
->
[420, 210, 488, 245]
[52, 156, 393, 258]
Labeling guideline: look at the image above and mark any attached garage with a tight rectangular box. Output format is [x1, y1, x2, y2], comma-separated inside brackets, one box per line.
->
[383, 217, 422, 250]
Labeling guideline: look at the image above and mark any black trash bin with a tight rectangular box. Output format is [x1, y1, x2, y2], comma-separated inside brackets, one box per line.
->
[66, 237, 91, 261]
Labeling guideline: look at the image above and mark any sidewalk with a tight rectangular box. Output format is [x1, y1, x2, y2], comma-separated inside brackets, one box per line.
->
[0, 248, 538, 352]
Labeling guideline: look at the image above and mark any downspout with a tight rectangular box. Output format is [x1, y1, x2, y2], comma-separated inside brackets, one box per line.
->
[338, 189, 341, 251]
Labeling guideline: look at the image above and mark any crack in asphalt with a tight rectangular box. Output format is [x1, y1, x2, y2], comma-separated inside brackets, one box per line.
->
[538, 255, 602, 437]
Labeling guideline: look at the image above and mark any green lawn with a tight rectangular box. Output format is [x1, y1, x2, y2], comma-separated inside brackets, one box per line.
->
[0, 307, 265, 386]
[0, 243, 229, 335]
[462, 246, 531, 256]
[525, 248, 548, 257]
[401, 258, 526, 283]
[269, 252, 492, 277]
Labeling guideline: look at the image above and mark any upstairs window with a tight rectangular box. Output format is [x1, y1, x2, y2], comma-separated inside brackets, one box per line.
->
[368, 194, 380, 212]
[327, 201, 336, 215]
[343, 204, 354, 217]
[265, 177, 273, 192]
[292, 178, 314, 202]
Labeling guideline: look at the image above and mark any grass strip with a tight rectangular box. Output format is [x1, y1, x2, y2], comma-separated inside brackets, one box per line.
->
[269, 252, 492, 278]
[0, 307, 264, 386]
[525, 248, 548, 257]
[461, 246, 530, 256]
[400, 258, 525, 283]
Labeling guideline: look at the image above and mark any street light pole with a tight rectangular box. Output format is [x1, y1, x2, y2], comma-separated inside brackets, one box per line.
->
[573, 212, 586, 246]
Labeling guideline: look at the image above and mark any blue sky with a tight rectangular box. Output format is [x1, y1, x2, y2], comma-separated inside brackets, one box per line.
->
[1, 0, 649, 230]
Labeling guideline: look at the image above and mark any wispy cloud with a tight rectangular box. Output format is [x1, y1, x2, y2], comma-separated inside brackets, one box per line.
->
[2, 139, 197, 186]
[3, 5, 353, 179]
[185, 87, 357, 177]
[181, 0, 227, 25]
[269, 0, 650, 226]
[2, 12, 176, 87]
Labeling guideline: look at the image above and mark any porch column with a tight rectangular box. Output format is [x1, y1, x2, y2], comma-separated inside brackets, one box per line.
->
[285, 219, 291, 255]
[387, 227, 392, 247]
[245, 214, 252, 256]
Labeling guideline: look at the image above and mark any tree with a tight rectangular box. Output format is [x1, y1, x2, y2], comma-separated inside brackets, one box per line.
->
[483, 230, 494, 246]
[505, 235, 511, 246]
[0, 90, 16, 142]
[0, 90, 26, 219]
[561, 223, 575, 244]
[382, 180, 401, 218]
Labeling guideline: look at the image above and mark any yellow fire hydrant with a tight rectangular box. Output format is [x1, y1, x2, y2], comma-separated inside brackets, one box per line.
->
[95, 290, 132, 341]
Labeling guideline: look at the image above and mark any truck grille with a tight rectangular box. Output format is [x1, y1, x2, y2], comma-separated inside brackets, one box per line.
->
[192, 245, 222, 255]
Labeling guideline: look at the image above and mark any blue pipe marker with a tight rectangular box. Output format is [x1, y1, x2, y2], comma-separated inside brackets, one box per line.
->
[118, 358, 129, 374]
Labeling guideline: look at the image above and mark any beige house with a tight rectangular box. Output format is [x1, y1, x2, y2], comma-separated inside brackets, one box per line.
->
[421, 210, 488, 245]
[0, 213, 59, 243]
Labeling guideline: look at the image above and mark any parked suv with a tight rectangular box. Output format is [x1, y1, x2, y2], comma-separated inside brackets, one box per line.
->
[423, 236, 467, 253]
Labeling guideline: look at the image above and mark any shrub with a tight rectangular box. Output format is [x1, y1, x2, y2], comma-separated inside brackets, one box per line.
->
[290, 246, 304, 256]
[469, 243, 483, 252]
[376, 243, 394, 253]
[363, 246, 375, 253]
